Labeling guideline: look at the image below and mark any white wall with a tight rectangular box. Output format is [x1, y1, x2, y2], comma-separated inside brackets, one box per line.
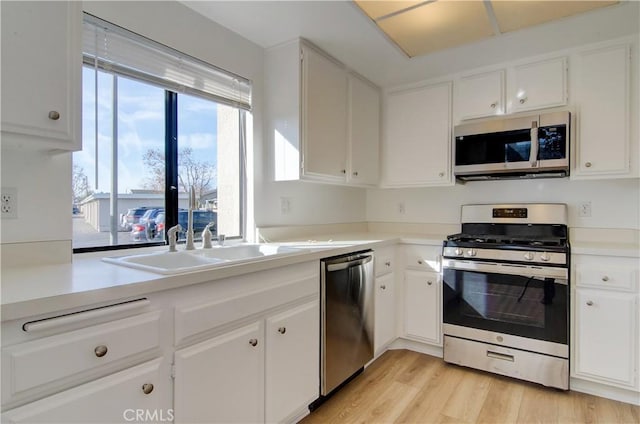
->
[367, 178, 640, 230]
[0, 148, 72, 243]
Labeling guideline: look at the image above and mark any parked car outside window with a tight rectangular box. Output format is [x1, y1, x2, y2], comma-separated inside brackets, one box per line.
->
[121, 207, 151, 231]
[177, 210, 217, 241]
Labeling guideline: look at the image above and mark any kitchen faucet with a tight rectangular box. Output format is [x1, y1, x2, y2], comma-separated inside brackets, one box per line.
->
[185, 186, 196, 251]
[167, 224, 182, 252]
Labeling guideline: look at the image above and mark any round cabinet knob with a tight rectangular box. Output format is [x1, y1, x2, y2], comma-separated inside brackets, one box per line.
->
[427, 280, 433, 286]
[249, 338, 258, 347]
[380, 285, 386, 290]
[585, 162, 592, 168]
[519, 97, 527, 104]
[94, 345, 108, 358]
[341, 169, 346, 174]
[496, 335, 504, 342]
[586, 300, 594, 306]
[48, 110, 60, 120]
[438, 172, 445, 177]
[278, 327, 286, 334]
[490, 102, 497, 109]
[524, 252, 534, 261]
[352, 171, 358, 177]
[540, 252, 551, 262]
[385, 261, 391, 267]
[417, 259, 423, 265]
[142, 383, 154, 395]
[602, 276, 609, 282]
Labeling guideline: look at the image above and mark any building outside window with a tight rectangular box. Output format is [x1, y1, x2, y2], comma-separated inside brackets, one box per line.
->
[73, 14, 250, 251]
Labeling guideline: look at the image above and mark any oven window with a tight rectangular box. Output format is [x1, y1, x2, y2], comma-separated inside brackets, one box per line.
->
[443, 269, 568, 344]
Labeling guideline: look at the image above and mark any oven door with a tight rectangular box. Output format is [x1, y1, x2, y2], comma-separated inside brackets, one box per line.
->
[442, 259, 568, 350]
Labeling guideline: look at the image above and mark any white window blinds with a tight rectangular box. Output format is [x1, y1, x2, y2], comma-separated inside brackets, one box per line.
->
[82, 13, 252, 111]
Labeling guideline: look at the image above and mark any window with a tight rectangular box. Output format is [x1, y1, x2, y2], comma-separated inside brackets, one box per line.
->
[73, 14, 250, 251]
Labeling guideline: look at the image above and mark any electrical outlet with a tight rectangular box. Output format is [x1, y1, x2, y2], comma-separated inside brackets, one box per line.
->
[579, 201, 592, 218]
[1, 187, 18, 219]
[280, 197, 291, 215]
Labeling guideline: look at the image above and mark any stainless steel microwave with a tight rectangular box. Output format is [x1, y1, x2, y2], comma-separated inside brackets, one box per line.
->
[454, 111, 570, 181]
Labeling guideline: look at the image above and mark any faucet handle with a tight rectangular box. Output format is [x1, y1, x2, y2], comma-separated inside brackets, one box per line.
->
[202, 223, 214, 249]
[168, 224, 182, 252]
[218, 234, 225, 246]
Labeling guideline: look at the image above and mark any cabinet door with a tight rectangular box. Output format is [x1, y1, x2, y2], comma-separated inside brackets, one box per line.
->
[1, 359, 169, 423]
[374, 273, 396, 354]
[348, 73, 380, 186]
[382, 82, 452, 187]
[174, 322, 264, 423]
[456, 70, 505, 120]
[574, 44, 630, 177]
[404, 270, 441, 344]
[574, 289, 638, 388]
[0, 1, 81, 150]
[301, 45, 348, 181]
[510, 57, 567, 112]
[265, 300, 319, 423]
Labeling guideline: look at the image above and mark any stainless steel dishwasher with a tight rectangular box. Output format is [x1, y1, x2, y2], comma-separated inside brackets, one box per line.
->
[320, 250, 374, 396]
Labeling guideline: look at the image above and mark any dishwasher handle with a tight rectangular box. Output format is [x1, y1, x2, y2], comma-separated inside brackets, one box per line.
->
[326, 254, 373, 272]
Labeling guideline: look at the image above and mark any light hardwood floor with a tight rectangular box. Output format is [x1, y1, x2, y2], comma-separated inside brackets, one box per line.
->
[302, 349, 640, 424]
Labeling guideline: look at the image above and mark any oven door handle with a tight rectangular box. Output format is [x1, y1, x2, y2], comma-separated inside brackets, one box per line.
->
[442, 259, 568, 283]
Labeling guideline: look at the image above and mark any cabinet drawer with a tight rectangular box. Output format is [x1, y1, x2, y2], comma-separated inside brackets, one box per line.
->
[574, 259, 638, 291]
[2, 311, 161, 403]
[403, 244, 442, 272]
[1, 358, 167, 424]
[174, 274, 317, 345]
[374, 246, 395, 276]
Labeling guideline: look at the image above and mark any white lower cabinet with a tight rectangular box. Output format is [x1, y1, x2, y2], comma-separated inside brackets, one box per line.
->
[404, 270, 441, 344]
[574, 289, 638, 387]
[2, 358, 169, 424]
[572, 254, 639, 396]
[374, 273, 396, 354]
[175, 299, 319, 424]
[174, 321, 265, 424]
[265, 300, 319, 423]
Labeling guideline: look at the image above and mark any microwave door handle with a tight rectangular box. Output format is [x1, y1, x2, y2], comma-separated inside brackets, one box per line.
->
[530, 121, 539, 167]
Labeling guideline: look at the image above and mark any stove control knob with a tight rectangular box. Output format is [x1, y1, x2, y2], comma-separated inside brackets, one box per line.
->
[540, 252, 551, 262]
[524, 252, 534, 261]
[454, 248, 463, 256]
[467, 249, 477, 257]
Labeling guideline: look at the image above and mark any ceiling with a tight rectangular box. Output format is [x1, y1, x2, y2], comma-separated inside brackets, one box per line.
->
[181, 1, 637, 88]
[354, 1, 617, 58]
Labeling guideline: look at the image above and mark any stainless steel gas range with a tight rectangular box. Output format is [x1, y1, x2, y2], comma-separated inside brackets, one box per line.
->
[442, 203, 569, 390]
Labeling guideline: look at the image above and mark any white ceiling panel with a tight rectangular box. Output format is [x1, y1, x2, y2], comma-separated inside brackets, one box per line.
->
[377, 1, 494, 57]
[492, 0, 619, 33]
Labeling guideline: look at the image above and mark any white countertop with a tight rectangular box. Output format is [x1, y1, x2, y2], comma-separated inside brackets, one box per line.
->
[2, 231, 637, 322]
[0, 234, 410, 322]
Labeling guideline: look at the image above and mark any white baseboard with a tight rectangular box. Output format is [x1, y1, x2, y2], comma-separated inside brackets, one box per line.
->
[571, 377, 640, 406]
[388, 337, 443, 358]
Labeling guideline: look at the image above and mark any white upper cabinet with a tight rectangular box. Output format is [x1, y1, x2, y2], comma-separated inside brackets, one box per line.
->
[509, 56, 568, 113]
[1, 1, 81, 151]
[347, 73, 380, 186]
[382, 81, 453, 187]
[301, 45, 348, 182]
[455, 70, 505, 121]
[572, 43, 632, 178]
[268, 39, 380, 186]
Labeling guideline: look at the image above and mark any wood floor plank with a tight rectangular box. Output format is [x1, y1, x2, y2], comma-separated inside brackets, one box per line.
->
[440, 366, 492, 423]
[476, 375, 525, 424]
[302, 349, 640, 424]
